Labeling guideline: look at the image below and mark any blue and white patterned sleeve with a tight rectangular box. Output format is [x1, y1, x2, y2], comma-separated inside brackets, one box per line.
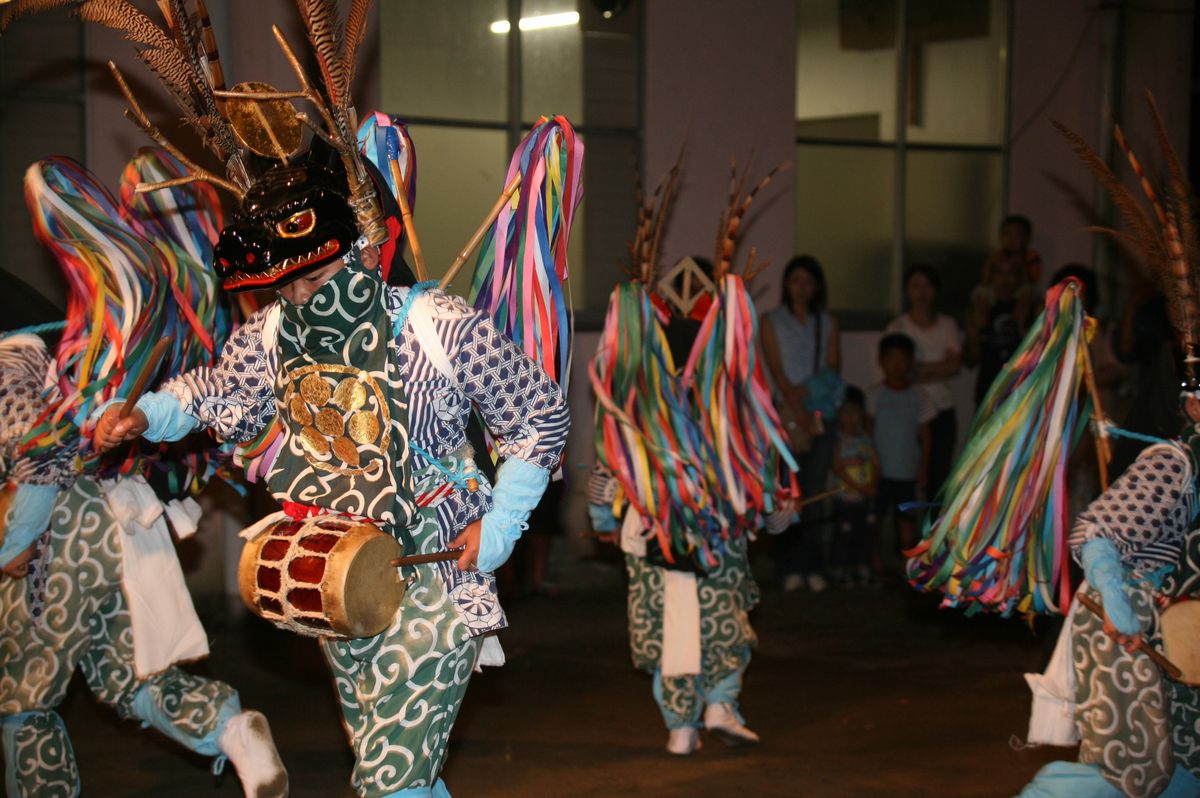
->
[1068, 442, 1196, 575]
[0, 337, 75, 487]
[444, 296, 570, 471]
[159, 305, 279, 444]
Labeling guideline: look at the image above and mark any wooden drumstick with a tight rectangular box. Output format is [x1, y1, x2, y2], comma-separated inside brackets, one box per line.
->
[793, 486, 847, 509]
[391, 550, 464, 567]
[1076, 591, 1183, 679]
[119, 338, 172, 418]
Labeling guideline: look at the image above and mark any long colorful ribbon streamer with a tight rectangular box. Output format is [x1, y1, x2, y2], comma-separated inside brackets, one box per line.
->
[906, 279, 1092, 617]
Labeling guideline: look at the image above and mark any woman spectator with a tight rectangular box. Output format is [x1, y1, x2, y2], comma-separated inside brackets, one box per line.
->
[885, 264, 961, 499]
[762, 255, 841, 592]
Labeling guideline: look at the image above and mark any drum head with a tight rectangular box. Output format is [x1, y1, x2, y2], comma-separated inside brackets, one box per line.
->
[1161, 601, 1200, 686]
[329, 527, 405, 638]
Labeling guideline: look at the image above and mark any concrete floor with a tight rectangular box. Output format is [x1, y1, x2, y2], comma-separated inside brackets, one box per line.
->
[49, 568, 1064, 797]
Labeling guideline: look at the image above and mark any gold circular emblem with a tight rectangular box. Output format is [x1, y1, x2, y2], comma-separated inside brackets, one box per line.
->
[333, 378, 367, 412]
[348, 411, 380, 445]
[289, 395, 313, 426]
[299, 426, 330, 457]
[225, 81, 303, 159]
[315, 407, 343, 437]
[300, 373, 330, 405]
[331, 436, 361, 467]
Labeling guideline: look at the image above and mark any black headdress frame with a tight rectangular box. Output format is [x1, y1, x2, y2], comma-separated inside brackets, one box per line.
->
[1, 0, 387, 292]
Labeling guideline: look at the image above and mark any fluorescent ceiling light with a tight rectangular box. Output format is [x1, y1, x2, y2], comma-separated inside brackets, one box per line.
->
[490, 11, 580, 34]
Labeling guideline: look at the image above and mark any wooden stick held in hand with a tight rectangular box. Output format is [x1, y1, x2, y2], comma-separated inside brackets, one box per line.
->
[1076, 591, 1182, 679]
[390, 550, 464, 567]
[119, 338, 172, 419]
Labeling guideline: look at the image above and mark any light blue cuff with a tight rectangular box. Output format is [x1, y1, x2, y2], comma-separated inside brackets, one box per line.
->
[132, 682, 241, 757]
[1015, 761, 1124, 798]
[97, 392, 199, 443]
[0, 483, 59, 568]
[588, 503, 619, 533]
[383, 779, 451, 798]
[1160, 766, 1200, 798]
[1081, 537, 1139, 636]
[476, 457, 551, 573]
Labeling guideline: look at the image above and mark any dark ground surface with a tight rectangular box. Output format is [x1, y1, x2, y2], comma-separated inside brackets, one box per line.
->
[48, 569, 1065, 797]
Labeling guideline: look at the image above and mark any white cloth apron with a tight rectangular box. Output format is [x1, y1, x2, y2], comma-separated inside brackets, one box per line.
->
[101, 476, 208, 678]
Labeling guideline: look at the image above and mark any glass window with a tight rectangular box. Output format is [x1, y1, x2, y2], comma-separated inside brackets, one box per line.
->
[904, 0, 1008, 146]
[403, 124, 509, 295]
[380, 1, 509, 123]
[796, 0, 1009, 319]
[379, 1, 641, 313]
[795, 144, 895, 314]
[905, 149, 1005, 310]
[797, 0, 898, 142]
[521, 0, 584, 124]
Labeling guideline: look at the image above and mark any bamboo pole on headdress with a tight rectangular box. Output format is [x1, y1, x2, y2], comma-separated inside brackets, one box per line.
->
[389, 159, 427, 281]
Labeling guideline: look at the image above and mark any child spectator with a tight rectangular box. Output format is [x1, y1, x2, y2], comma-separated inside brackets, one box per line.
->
[982, 214, 1042, 288]
[868, 334, 935, 554]
[830, 386, 879, 586]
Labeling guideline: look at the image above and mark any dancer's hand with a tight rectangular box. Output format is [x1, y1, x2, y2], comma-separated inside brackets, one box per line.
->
[94, 407, 148, 452]
[449, 520, 482, 572]
[361, 245, 381, 272]
[1102, 614, 1144, 654]
[1, 544, 34, 580]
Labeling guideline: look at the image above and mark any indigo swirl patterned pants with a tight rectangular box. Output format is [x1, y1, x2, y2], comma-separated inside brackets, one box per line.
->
[1073, 530, 1200, 798]
[321, 504, 480, 798]
[0, 477, 239, 798]
[625, 535, 759, 730]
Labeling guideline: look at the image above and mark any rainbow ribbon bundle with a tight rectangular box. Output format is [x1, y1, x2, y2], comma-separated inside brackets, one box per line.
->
[18, 149, 235, 486]
[592, 282, 728, 569]
[906, 280, 1092, 617]
[119, 148, 235, 375]
[469, 115, 583, 391]
[684, 274, 799, 533]
[357, 112, 417, 282]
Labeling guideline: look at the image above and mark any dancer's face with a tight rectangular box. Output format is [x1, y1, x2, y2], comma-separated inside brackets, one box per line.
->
[277, 260, 346, 306]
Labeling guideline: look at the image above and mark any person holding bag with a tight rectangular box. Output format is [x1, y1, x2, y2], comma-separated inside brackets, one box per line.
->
[762, 256, 843, 592]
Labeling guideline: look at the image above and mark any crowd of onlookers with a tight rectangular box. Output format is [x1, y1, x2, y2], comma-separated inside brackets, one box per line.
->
[762, 214, 1164, 593]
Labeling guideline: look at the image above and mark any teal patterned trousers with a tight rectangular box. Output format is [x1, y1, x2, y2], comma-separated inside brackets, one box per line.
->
[321, 504, 479, 798]
[625, 536, 759, 730]
[0, 478, 239, 798]
[1072, 532, 1200, 798]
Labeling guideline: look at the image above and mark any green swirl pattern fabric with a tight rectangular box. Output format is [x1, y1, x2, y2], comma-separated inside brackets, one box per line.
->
[272, 257, 416, 530]
[625, 536, 758, 729]
[1072, 547, 1200, 796]
[321, 491, 478, 798]
[0, 477, 238, 795]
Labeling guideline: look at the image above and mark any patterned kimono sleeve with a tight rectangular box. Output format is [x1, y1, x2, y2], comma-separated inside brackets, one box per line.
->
[1068, 442, 1195, 573]
[0, 338, 75, 487]
[447, 297, 570, 471]
[159, 305, 278, 443]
